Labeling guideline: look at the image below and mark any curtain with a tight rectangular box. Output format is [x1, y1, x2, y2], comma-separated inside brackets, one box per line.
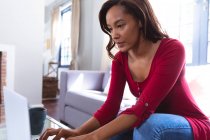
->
[51, 7, 60, 62]
[69, 0, 80, 70]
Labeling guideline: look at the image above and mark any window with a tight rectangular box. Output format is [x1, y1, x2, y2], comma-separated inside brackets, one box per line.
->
[150, 0, 210, 65]
[59, 5, 72, 67]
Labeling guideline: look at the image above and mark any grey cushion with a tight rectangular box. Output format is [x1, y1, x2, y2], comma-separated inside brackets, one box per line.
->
[65, 90, 106, 115]
[64, 106, 92, 128]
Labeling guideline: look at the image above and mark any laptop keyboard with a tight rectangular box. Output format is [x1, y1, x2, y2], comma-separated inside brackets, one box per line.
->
[32, 135, 65, 140]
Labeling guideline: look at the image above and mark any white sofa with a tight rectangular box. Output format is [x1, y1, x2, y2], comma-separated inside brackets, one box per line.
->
[58, 69, 133, 128]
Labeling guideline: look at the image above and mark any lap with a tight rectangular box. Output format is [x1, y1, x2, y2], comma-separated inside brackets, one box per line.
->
[134, 113, 194, 140]
[110, 113, 193, 140]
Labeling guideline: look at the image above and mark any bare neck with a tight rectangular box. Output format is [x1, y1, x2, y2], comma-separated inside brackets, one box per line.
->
[128, 39, 159, 61]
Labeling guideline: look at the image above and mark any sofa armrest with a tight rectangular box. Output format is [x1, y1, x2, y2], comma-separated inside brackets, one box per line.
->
[58, 70, 105, 121]
[58, 71, 68, 121]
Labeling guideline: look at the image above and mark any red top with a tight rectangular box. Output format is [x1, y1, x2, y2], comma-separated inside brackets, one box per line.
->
[94, 38, 210, 140]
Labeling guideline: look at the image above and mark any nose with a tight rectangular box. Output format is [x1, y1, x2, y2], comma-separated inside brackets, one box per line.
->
[111, 29, 120, 40]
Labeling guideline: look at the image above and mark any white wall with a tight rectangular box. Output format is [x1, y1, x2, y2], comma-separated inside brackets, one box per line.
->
[91, 0, 107, 70]
[78, 0, 94, 70]
[79, 0, 107, 70]
[0, 1, 44, 105]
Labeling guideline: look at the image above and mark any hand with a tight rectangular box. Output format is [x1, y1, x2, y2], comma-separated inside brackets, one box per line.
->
[39, 128, 78, 140]
[66, 133, 99, 140]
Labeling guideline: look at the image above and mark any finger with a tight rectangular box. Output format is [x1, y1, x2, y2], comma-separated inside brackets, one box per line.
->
[52, 128, 66, 140]
[39, 128, 61, 140]
[39, 128, 52, 140]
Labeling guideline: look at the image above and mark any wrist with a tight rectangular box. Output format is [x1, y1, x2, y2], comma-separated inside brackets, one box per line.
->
[72, 128, 81, 136]
[90, 129, 109, 140]
[88, 131, 101, 140]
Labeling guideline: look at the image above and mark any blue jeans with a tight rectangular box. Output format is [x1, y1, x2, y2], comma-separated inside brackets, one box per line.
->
[110, 113, 194, 140]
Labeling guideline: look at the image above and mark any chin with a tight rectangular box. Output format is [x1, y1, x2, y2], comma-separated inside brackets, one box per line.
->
[119, 48, 129, 53]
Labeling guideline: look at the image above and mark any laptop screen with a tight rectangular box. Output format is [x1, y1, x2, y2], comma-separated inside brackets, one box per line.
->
[3, 87, 31, 140]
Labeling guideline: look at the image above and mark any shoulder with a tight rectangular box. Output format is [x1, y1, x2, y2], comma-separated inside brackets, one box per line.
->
[160, 38, 185, 50]
[111, 51, 127, 70]
[158, 38, 185, 57]
[113, 51, 127, 63]
[153, 38, 186, 67]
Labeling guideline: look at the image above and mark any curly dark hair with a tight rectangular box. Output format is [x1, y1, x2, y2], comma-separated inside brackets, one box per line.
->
[99, 0, 168, 59]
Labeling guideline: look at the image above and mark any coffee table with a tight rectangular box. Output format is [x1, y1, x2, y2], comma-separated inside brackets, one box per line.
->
[0, 116, 69, 140]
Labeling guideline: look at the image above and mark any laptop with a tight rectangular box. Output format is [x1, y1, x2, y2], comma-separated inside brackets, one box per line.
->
[3, 87, 59, 140]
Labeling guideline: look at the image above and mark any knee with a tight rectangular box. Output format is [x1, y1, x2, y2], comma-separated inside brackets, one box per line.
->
[133, 115, 160, 139]
[132, 114, 193, 140]
[133, 125, 158, 139]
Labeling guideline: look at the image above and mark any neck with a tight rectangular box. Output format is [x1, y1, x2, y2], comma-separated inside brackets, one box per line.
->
[128, 38, 155, 60]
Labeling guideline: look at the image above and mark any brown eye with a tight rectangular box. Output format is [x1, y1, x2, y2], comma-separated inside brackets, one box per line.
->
[117, 23, 125, 29]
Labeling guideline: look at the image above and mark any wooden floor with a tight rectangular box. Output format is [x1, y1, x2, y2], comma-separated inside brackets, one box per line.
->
[42, 99, 59, 120]
[0, 99, 59, 125]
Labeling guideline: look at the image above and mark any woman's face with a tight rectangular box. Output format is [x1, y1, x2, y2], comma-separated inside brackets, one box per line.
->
[106, 5, 141, 52]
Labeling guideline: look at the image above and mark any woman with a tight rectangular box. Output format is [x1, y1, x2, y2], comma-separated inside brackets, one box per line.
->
[40, 0, 210, 139]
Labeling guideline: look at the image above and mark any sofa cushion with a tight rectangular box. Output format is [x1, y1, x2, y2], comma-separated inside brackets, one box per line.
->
[65, 90, 106, 115]
[64, 106, 92, 128]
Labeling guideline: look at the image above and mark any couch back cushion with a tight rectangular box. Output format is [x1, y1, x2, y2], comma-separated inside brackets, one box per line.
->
[67, 71, 104, 91]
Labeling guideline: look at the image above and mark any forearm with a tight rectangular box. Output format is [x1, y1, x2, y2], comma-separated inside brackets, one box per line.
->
[92, 114, 138, 139]
[75, 117, 101, 135]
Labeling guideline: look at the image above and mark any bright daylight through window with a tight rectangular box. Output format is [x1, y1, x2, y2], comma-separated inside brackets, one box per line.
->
[150, 0, 210, 65]
[60, 5, 72, 67]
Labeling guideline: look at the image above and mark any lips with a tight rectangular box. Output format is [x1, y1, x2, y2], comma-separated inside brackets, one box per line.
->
[116, 42, 125, 48]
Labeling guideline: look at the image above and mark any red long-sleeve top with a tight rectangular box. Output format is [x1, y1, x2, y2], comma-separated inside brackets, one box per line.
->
[94, 38, 210, 140]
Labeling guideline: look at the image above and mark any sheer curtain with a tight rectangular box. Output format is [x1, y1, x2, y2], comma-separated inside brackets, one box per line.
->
[69, 0, 80, 70]
[51, 7, 60, 62]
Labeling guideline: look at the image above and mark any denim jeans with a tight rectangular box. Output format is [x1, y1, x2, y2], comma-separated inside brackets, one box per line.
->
[110, 113, 194, 140]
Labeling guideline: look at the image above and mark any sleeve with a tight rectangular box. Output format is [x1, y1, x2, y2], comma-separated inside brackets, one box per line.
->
[120, 40, 186, 127]
[94, 53, 126, 126]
